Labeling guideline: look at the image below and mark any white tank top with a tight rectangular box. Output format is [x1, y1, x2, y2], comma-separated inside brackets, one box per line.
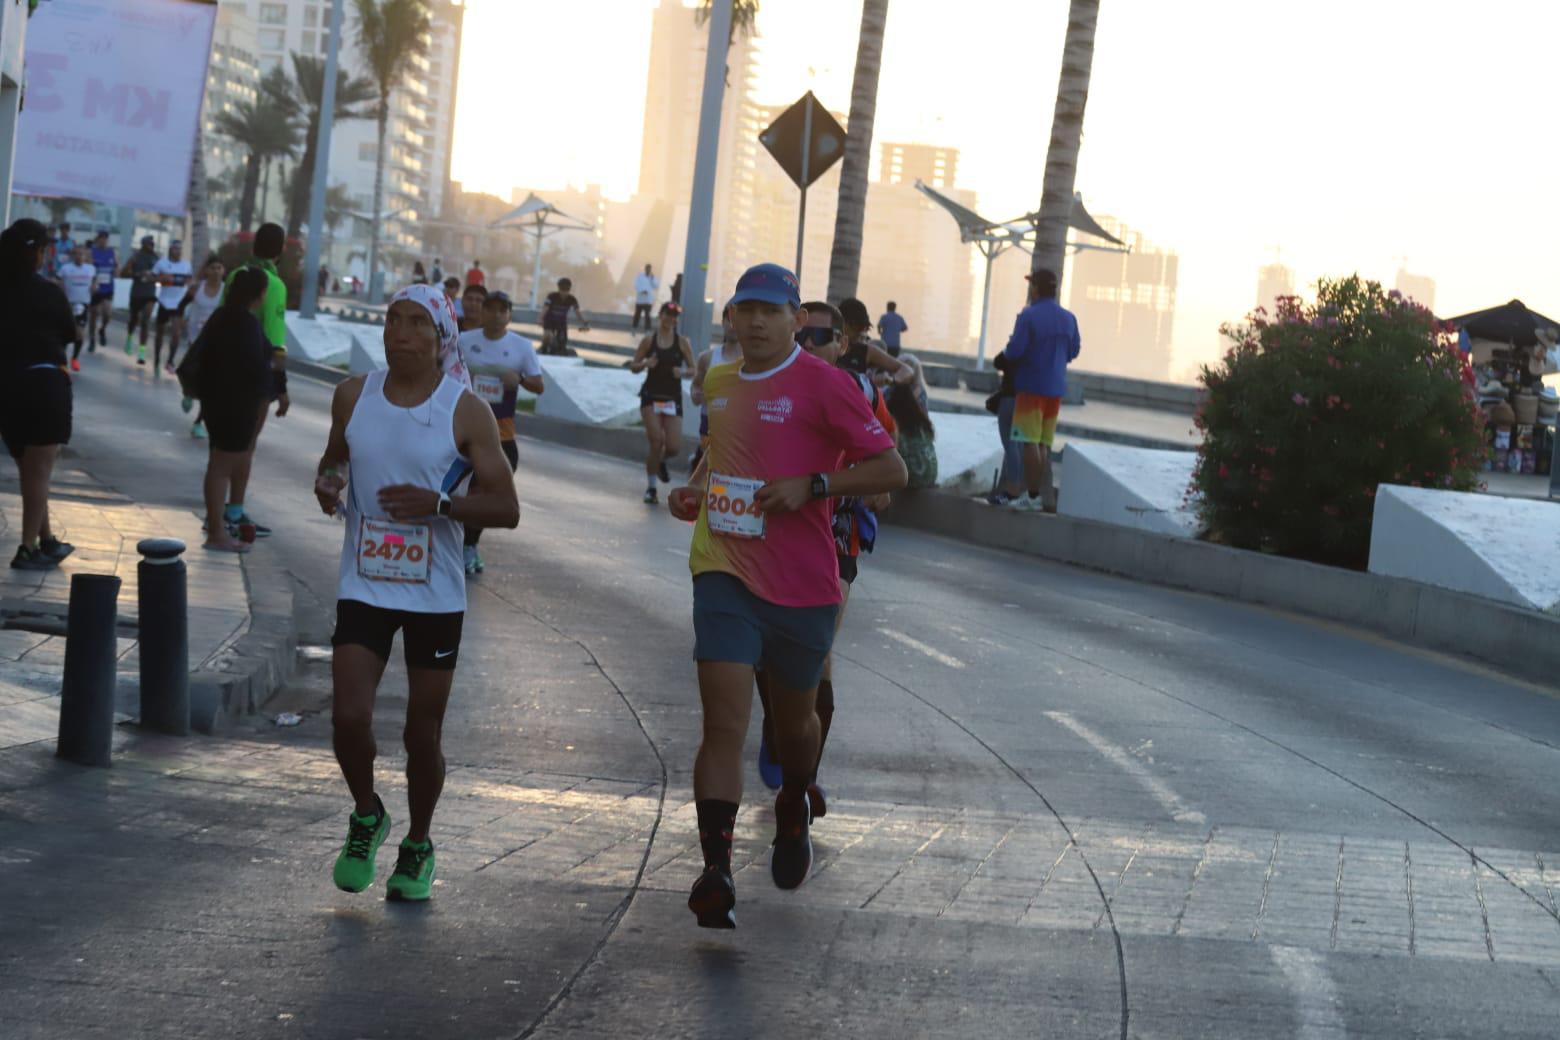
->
[184, 282, 223, 343]
[337, 370, 470, 613]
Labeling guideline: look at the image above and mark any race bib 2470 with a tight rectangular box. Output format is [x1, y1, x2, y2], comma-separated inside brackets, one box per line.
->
[357, 517, 433, 584]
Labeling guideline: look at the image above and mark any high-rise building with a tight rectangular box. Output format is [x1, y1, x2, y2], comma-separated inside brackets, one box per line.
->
[1395, 268, 1436, 312]
[203, 2, 261, 199]
[1257, 261, 1294, 316]
[221, 0, 463, 279]
[635, 0, 760, 306]
[880, 142, 958, 189]
[1067, 217, 1178, 381]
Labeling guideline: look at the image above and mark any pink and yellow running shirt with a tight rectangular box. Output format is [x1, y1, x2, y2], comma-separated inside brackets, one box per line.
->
[689, 346, 895, 607]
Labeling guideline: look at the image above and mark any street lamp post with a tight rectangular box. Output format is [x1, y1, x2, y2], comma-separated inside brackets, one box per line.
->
[299, 0, 344, 320]
[678, 0, 732, 358]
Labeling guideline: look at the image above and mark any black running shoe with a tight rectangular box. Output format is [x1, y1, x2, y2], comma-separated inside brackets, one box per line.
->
[657, 461, 671, 484]
[643, 488, 658, 505]
[689, 865, 736, 929]
[10, 545, 58, 571]
[38, 536, 74, 562]
[771, 788, 813, 890]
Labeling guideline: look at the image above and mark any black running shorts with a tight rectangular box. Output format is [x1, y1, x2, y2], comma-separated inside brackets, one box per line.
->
[332, 599, 465, 671]
[0, 366, 72, 458]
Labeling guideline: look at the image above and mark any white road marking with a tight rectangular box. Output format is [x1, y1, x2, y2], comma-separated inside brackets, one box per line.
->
[1270, 945, 1347, 1038]
[1043, 711, 1206, 825]
[878, 628, 966, 670]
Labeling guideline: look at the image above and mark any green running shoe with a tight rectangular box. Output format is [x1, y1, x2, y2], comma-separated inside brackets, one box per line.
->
[386, 838, 436, 902]
[332, 795, 390, 893]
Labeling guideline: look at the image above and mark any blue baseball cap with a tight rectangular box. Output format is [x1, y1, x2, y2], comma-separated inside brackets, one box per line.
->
[729, 263, 801, 308]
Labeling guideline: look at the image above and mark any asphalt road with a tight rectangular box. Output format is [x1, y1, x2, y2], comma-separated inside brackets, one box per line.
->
[18, 339, 1560, 1038]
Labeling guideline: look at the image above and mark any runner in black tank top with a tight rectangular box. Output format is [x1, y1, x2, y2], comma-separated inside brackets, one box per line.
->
[630, 302, 694, 503]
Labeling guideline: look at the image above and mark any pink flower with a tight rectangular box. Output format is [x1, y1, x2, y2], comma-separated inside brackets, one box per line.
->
[1292, 392, 1308, 406]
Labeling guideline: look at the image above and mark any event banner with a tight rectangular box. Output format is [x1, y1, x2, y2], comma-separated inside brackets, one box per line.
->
[14, 0, 217, 214]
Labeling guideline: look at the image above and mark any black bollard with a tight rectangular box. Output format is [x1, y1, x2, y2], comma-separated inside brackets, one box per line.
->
[58, 573, 123, 767]
[137, 538, 189, 736]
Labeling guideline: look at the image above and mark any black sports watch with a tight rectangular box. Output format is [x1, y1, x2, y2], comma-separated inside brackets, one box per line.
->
[809, 473, 830, 500]
[436, 492, 453, 517]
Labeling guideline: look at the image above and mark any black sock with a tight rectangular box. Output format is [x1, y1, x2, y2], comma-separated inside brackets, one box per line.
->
[696, 799, 738, 871]
[814, 679, 835, 775]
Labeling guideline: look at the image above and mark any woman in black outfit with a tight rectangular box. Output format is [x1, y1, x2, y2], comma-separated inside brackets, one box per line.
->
[1, 219, 79, 570]
[191, 267, 273, 552]
[629, 302, 693, 504]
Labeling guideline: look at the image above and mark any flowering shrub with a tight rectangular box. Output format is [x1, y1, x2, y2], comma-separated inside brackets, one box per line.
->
[1193, 275, 1484, 568]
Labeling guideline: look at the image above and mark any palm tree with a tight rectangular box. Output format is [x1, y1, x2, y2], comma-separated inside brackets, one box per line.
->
[354, 0, 431, 299]
[1030, 0, 1101, 286]
[696, 0, 759, 45]
[215, 67, 301, 231]
[285, 52, 376, 239]
[825, 0, 889, 303]
[188, 122, 211, 262]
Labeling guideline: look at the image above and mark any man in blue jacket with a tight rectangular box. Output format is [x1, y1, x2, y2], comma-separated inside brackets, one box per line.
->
[1000, 269, 1080, 511]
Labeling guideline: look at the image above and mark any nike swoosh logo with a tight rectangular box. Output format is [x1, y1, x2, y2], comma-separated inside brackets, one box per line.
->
[434, 650, 455, 659]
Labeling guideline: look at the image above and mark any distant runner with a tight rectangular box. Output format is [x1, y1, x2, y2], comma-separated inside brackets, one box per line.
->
[539, 277, 589, 356]
[314, 284, 519, 902]
[629, 302, 693, 503]
[179, 256, 226, 440]
[458, 281, 486, 333]
[152, 240, 193, 372]
[121, 236, 160, 363]
[57, 246, 98, 373]
[669, 263, 906, 927]
[87, 231, 116, 350]
[456, 290, 543, 574]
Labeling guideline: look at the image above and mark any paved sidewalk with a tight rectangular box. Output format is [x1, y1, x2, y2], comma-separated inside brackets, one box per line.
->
[0, 463, 250, 748]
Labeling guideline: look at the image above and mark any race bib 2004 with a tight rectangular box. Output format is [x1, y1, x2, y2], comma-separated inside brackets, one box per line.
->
[357, 517, 433, 584]
[706, 473, 765, 539]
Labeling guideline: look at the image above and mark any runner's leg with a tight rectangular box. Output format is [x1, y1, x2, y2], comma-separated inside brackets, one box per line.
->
[403, 668, 455, 843]
[640, 404, 664, 497]
[694, 662, 755, 804]
[660, 412, 682, 471]
[332, 643, 388, 816]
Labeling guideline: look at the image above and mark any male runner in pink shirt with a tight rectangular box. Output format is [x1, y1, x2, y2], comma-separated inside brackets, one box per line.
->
[669, 263, 907, 927]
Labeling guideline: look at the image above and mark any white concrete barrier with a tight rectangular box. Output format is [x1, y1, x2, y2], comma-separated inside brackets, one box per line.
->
[1368, 485, 1560, 613]
[286, 314, 374, 367]
[926, 412, 1006, 494]
[1056, 441, 1201, 538]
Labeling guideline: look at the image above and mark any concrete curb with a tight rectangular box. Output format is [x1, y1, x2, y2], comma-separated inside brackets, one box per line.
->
[879, 491, 1560, 688]
[188, 548, 299, 735]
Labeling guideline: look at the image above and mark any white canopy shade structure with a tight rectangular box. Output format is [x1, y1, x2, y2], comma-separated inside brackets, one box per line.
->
[492, 193, 596, 309]
[916, 181, 1127, 368]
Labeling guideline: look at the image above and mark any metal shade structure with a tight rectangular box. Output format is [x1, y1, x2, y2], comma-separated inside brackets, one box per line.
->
[916, 181, 1127, 368]
[492, 193, 596, 309]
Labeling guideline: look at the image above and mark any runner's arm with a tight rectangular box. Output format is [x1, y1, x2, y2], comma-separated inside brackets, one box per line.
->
[690, 349, 713, 405]
[754, 448, 907, 515]
[314, 377, 364, 515]
[628, 336, 655, 372]
[676, 337, 696, 379]
[867, 343, 915, 385]
[451, 393, 520, 528]
[519, 371, 545, 395]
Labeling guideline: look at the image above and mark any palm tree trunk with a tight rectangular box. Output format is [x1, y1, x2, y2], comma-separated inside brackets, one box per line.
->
[188, 124, 211, 262]
[261, 157, 272, 222]
[288, 116, 320, 240]
[825, 0, 890, 304]
[1031, 0, 1100, 286]
[239, 154, 261, 231]
[366, 101, 388, 300]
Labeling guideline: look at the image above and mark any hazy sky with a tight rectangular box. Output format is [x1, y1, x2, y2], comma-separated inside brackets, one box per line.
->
[453, 0, 1560, 373]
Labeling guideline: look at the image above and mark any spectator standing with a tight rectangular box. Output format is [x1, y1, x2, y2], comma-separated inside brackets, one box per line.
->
[632, 263, 659, 330]
[877, 300, 908, 355]
[1003, 269, 1080, 511]
[669, 271, 683, 306]
[429, 258, 443, 285]
[0, 219, 78, 570]
[886, 381, 937, 489]
[465, 259, 485, 287]
[186, 267, 273, 553]
[411, 260, 428, 285]
[987, 349, 1023, 505]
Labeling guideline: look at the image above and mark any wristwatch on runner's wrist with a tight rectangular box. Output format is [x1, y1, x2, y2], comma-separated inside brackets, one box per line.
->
[809, 473, 830, 500]
[436, 492, 453, 517]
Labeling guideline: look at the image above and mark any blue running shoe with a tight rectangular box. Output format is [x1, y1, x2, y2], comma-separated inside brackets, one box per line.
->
[757, 730, 783, 790]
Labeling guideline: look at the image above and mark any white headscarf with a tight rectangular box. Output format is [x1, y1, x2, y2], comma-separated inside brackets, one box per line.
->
[388, 282, 471, 389]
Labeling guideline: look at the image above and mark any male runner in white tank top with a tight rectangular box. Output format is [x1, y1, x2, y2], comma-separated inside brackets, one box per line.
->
[313, 283, 519, 901]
